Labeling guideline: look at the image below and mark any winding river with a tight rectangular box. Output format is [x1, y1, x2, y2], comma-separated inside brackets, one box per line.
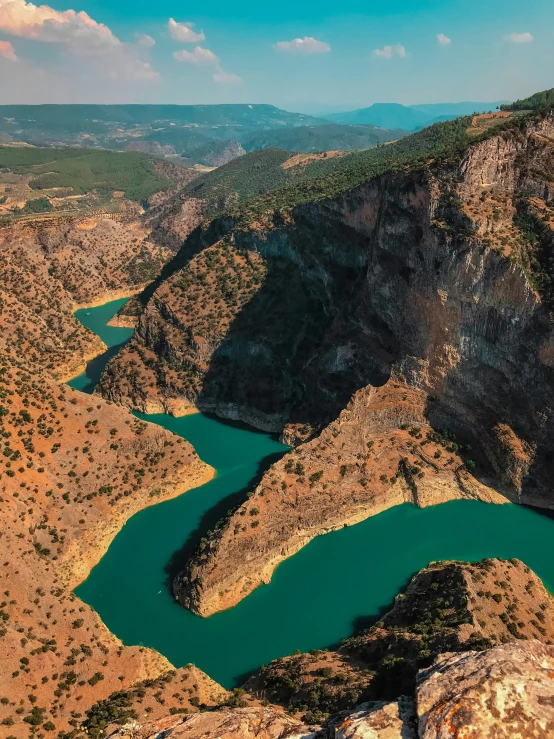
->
[71, 299, 554, 689]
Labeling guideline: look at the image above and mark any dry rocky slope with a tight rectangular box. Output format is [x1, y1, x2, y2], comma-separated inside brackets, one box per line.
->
[0, 214, 172, 381]
[0, 350, 217, 736]
[105, 640, 554, 739]
[0, 182, 232, 735]
[99, 112, 554, 616]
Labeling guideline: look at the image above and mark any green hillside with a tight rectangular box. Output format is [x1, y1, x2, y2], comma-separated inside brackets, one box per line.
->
[182, 105, 542, 223]
[242, 124, 404, 153]
[183, 117, 474, 219]
[0, 147, 172, 201]
[181, 149, 293, 214]
[501, 88, 554, 112]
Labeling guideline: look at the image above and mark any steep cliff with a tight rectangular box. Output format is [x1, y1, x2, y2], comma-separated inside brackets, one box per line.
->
[99, 112, 554, 615]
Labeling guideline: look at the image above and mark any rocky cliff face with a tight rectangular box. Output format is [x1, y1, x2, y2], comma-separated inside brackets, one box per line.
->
[99, 114, 554, 615]
[106, 641, 554, 739]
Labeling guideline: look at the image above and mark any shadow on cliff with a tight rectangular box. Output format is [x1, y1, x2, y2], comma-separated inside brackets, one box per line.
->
[196, 218, 390, 430]
[136, 216, 236, 307]
[71, 341, 130, 394]
[163, 449, 286, 590]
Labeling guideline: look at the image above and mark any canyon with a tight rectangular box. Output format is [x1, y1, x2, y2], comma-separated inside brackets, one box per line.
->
[98, 111, 554, 616]
[101, 557, 554, 738]
[2, 94, 554, 739]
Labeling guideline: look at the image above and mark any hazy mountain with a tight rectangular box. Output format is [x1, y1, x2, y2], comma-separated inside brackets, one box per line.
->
[0, 104, 328, 153]
[329, 101, 506, 130]
[327, 103, 430, 130]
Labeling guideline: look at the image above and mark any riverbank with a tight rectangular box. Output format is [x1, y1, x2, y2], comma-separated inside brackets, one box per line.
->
[73, 285, 147, 312]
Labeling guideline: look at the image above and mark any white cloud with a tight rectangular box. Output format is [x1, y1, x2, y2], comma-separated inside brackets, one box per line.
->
[0, 0, 160, 80]
[506, 32, 534, 43]
[168, 18, 205, 43]
[173, 46, 218, 65]
[0, 38, 16, 59]
[170, 30, 240, 86]
[212, 68, 241, 84]
[275, 37, 330, 54]
[136, 33, 155, 47]
[0, 0, 119, 53]
[373, 44, 407, 59]
[107, 58, 158, 81]
[437, 33, 451, 46]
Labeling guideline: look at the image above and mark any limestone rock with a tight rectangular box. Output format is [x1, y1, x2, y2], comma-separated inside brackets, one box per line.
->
[416, 641, 554, 738]
[107, 706, 319, 739]
[330, 699, 416, 739]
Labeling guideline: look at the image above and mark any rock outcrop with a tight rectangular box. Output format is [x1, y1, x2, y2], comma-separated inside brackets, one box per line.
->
[329, 700, 417, 739]
[245, 559, 554, 717]
[97, 112, 554, 616]
[417, 641, 554, 738]
[105, 641, 554, 739]
[106, 706, 318, 739]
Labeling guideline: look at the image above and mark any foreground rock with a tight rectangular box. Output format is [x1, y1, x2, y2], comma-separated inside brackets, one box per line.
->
[107, 706, 318, 739]
[329, 700, 417, 739]
[417, 641, 554, 738]
[105, 641, 554, 739]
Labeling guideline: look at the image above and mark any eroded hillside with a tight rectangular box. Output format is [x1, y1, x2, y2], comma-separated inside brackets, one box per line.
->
[0, 215, 174, 380]
[0, 351, 216, 735]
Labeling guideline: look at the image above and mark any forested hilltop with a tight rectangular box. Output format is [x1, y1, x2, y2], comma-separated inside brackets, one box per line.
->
[170, 106, 533, 220]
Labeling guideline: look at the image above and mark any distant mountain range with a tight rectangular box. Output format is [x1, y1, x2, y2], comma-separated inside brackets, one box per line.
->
[327, 101, 508, 130]
[0, 101, 510, 167]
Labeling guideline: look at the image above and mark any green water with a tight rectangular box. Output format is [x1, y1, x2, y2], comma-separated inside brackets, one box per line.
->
[68, 298, 135, 393]
[72, 302, 554, 689]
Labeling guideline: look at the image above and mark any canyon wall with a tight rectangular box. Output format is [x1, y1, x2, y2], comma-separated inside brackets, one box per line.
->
[98, 115, 554, 616]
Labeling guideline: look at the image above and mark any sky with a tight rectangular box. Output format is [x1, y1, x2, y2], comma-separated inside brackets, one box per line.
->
[0, 0, 553, 109]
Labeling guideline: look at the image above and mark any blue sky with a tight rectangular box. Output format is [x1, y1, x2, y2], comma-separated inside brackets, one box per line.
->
[0, 0, 552, 108]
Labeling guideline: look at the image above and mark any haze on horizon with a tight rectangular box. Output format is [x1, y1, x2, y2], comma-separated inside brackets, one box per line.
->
[0, 0, 552, 110]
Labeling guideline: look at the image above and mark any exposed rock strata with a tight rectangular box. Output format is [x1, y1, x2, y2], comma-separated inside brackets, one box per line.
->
[174, 382, 507, 616]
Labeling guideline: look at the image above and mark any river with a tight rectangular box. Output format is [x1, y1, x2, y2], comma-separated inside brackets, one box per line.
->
[71, 298, 554, 688]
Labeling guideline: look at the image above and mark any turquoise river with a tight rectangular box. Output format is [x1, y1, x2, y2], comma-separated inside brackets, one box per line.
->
[70, 299, 554, 688]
